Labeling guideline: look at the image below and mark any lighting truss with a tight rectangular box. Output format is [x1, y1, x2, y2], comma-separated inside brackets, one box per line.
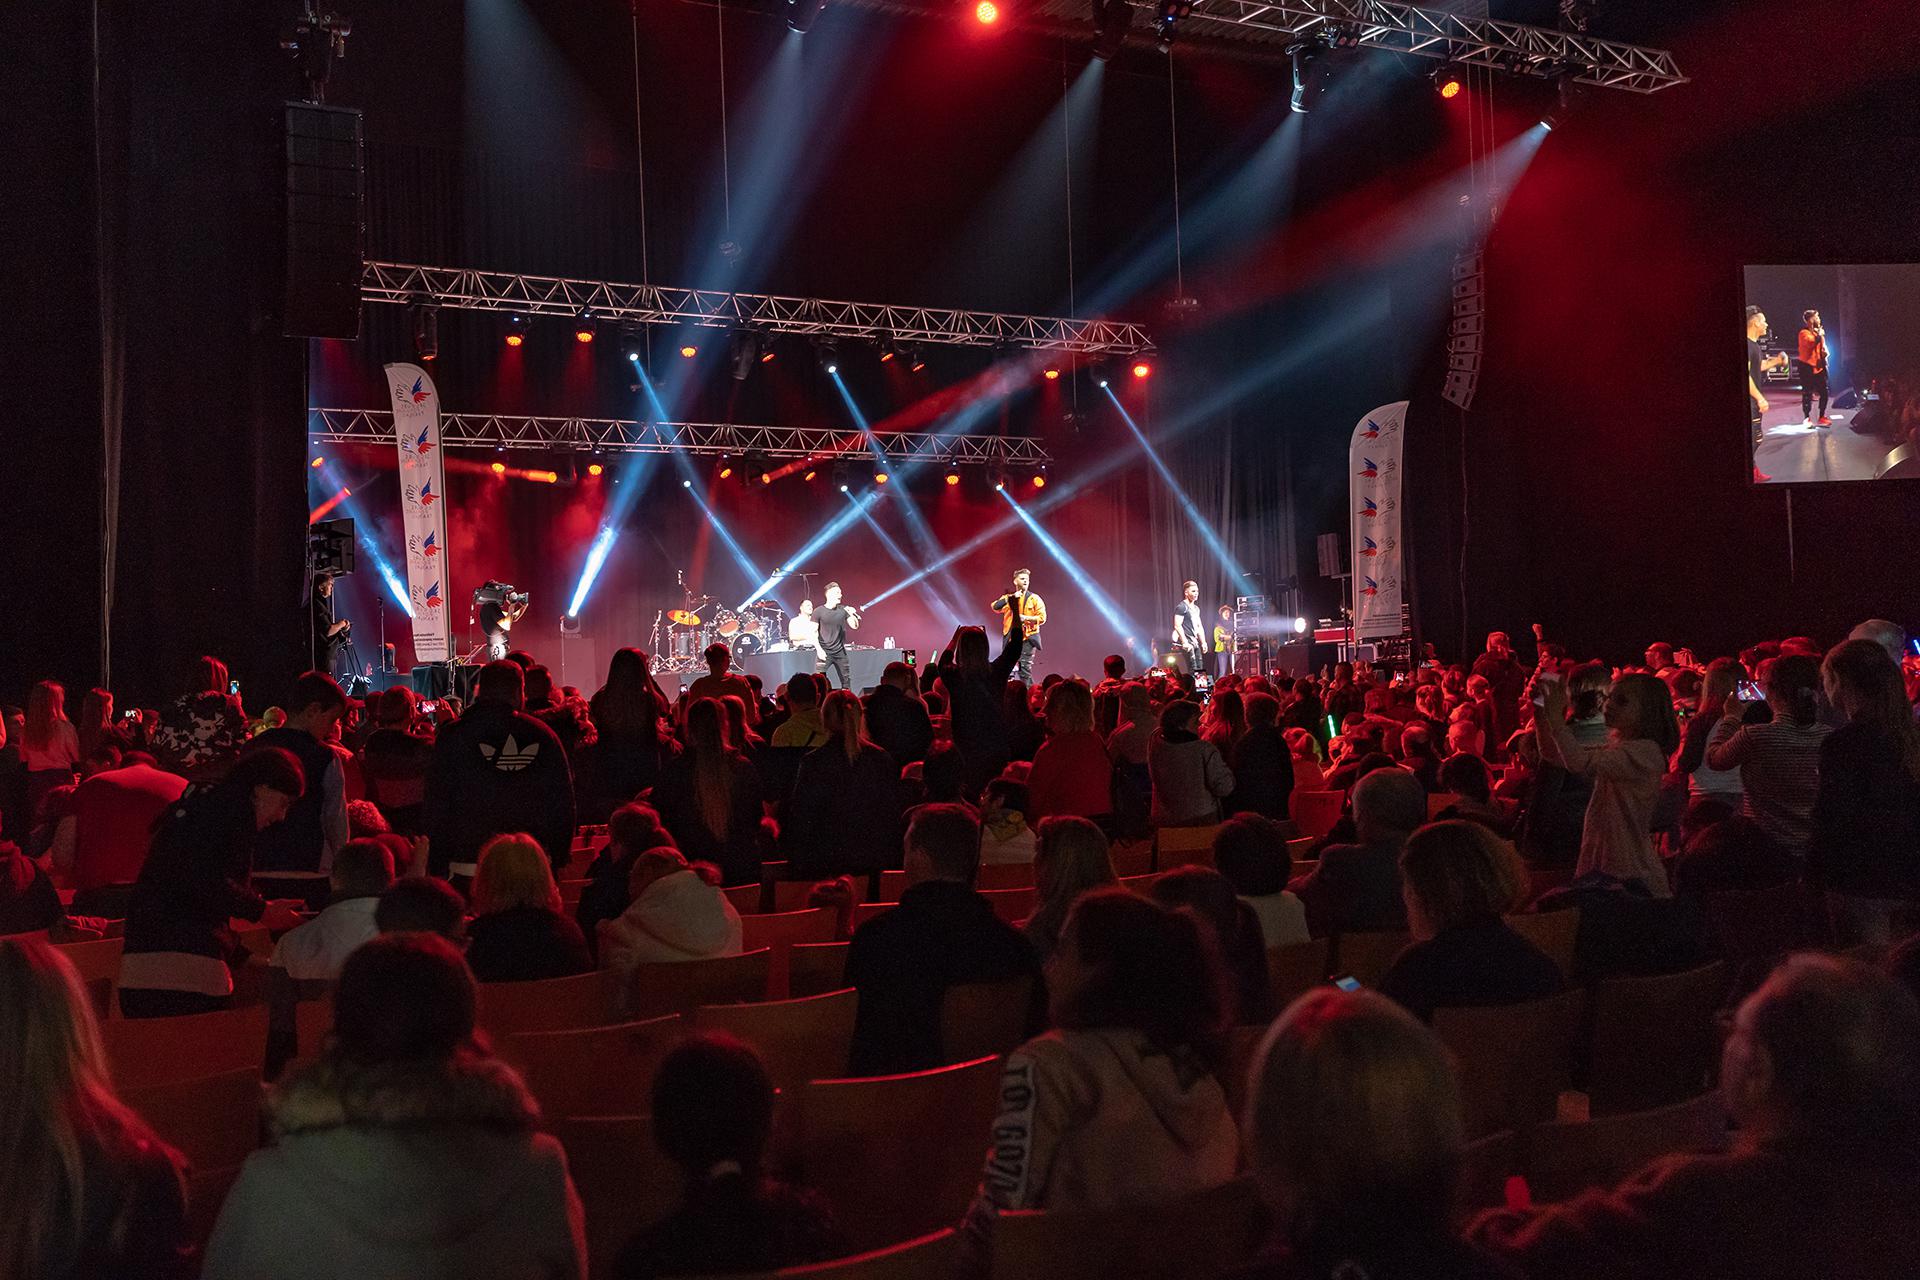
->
[842, 0, 1686, 93]
[307, 408, 1056, 467]
[360, 262, 1154, 356]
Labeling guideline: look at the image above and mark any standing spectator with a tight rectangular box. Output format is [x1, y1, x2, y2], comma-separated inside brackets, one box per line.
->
[1293, 768, 1425, 936]
[76, 688, 129, 761]
[612, 1034, 843, 1279]
[423, 661, 575, 881]
[1239, 989, 1506, 1280]
[119, 750, 306, 1017]
[1230, 693, 1296, 820]
[783, 691, 901, 881]
[1023, 815, 1119, 964]
[1809, 640, 1920, 945]
[1399, 724, 1444, 795]
[1004, 682, 1046, 764]
[770, 673, 830, 750]
[358, 686, 433, 834]
[1284, 727, 1328, 793]
[1378, 821, 1563, 1024]
[1534, 672, 1679, 897]
[21, 681, 81, 821]
[580, 648, 677, 822]
[686, 644, 759, 724]
[204, 934, 586, 1279]
[1471, 955, 1920, 1280]
[151, 656, 249, 782]
[864, 662, 933, 767]
[846, 804, 1041, 1075]
[1148, 701, 1235, 827]
[0, 938, 192, 1280]
[1214, 814, 1309, 948]
[1026, 681, 1114, 828]
[1470, 632, 1528, 747]
[46, 754, 188, 916]
[250, 673, 351, 880]
[1202, 690, 1249, 755]
[1670, 658, 1746, 840]
[933, 626, 1020, 796]
[1693, 655, 1832, 888]
[655, 699, 766, 887]
[269, 838, 394, 983]
[1433, 756, 1516, 835]
[599, 849, 743, 993]
[464, 834, 592, 983]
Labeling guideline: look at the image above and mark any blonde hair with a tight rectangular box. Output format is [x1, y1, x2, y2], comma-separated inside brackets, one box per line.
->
[1398, 819, 1528, 932]
[0, 940, 177, 1274]
[822, 690, 872, 764]
[474, 833, 562, 915]
[24, 681, 68, 753]
[1246, 988, 1464, 1240]
[1044, 679, 1095, 735]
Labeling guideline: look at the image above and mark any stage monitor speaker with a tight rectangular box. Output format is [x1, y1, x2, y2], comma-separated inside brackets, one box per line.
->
[308, 518, 355, 576]
[282, 101, 365, 340]
[1270, 641, 1312, 679]
[1316, 532, 1344, 578]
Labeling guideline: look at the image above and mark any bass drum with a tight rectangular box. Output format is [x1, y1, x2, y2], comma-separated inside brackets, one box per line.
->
[732, 632, 763, 657]
[714, 608, 740, 638]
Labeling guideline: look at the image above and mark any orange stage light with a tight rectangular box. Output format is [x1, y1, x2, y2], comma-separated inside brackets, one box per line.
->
[491, 461, 507, 475]
[587, 463, 604, 477]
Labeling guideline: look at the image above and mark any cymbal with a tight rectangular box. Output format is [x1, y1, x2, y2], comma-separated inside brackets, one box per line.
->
[667, 610, 703, 626]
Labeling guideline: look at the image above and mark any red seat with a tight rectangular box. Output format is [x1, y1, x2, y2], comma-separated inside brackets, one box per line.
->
[742, 908, 840, 999]
[1434, 989, 1589, 1139]
[1289, 790, 1346, 840]
[501, 1015, 684, 1119]
[102, 1004, 270, 1091]
[125, 1068, 264, 1171]
[692, 990, 860, 1094]
[788, 942, 852, 999]
[624, 948, 773, 1019]
[477, 969, 622, 1038]
[989, 1178, 1266, 1280]
[938, 975, 1033, 1064]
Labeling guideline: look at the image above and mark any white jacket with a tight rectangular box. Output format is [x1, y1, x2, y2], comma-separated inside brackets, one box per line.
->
[596, 868, 743, 983]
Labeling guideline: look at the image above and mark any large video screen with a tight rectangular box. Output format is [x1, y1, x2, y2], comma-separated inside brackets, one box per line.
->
[1742, 263, 1920, 483]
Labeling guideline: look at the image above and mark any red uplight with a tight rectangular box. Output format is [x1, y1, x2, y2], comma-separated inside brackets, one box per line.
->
[505, 332, 524, 348]
[680, 344, 698, 358]
[975, 0, 999, 23]
[310, 456, 325, 469]
[719, 465, 734, 480]
[1132, 361, 1151, 379]
[490, 461, 507, 475]
[1043, 368, 1060, 381]
[946, 472, 961, 486]
[587, 463, 604, 477]
[803, 469, 817, 482]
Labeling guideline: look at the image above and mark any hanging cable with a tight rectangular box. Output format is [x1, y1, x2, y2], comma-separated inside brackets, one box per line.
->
[629, 2, 651, 287]
[717, 0, 734, 250]
[1167, 50, 1186, 302]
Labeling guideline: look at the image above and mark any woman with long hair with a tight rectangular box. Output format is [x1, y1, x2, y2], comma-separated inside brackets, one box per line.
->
[76, 687, 126, 762]
[22, 680, 81, 816]
[1671, 657, 1747, 838]
[1201, 689, 1248, 754]
[720, 694, 764, 755]
[783, 690, 903, 880]
[464, 833, 592, 982]
[1022, 815, 1118, 963]
[1148, 699, 1236, 827]
[1698, 653, 1832, 881]
[1810, 639, 1920, 944]
[653, 698, 764, 887]
[0, 939, 191, 1279]
[581, 647, 678, 820]
[1026, 680, 1114, 828]
[1151, 866, 1276, 1026]
[151, 655, 248, 780]
[1533, 671, 1680, 896]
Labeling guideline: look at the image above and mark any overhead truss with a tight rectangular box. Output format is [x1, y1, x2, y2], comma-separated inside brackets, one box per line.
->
[308, 409, 1056, 467]
[362, 262, 1154, 356]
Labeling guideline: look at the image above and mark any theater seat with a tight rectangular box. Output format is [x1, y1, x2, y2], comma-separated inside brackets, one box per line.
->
[988, 1177, 1267, 1280]
[1434, 989, 1588, 1139]
[1328, 931, 1410, 988]
[1586, 960, 1730, 1115]
[938, 975, 1033, 1065]
[691, 989, 859, 1095]
[103, 1003, 270, 1091]
[503, 1015, 684, 1119]
[551, 1114, 682, 1279]
[1522, 1091, 1730, 1203]
[1289, 790, 1346, 840]
[477, 969, 623, 1038]
[742, 908, 840, 1000]
[1153, 824, 1221, 872]
[1266, 938, 1333, 1010]
[125, 1068, 264, 1171]
[1505, 907, 1581, 979]
[788, 942, 851, 999]
[718, 1228, 959, 1280]
[625, 949, 773, 1020]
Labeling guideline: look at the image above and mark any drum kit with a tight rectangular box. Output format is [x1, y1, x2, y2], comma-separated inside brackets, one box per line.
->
[659, 595, 790, 674]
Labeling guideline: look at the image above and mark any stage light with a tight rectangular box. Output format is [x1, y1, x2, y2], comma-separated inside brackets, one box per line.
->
[1540, 76, 1579, 132]
[1097, 376, 1109, 388]
[1433, 64, 1464, 99]
[1031, 473, 1046, 488]
[682, 478, 692, 488]
[832, 461, 852, 491]
[874, 470, 890, 485]
[1091, 0, 1132, 60]
[974, 0, 999, 23]
[505, 314, 527, 347]
[1288, 40, 1320, 114]
[817, 339, 840, 375]
[906, 344, 926, 372]
[993, 472, 1007, 491]
[310, 456, 325, 469]
[719, 464, 734, 480]
[786, 0, 829, 32]
[1132, 360, 1152, 379]
[946, 469, 961, 486]
[731, 330, 763, 381]
[505, 331, 523, 348]
[1292, 616, 1308, 634]
[587, 463, 604, 477]
[761, 471, 773, 485]
[877, 335, 898, 363]
[410, 301, 439, 362]
[679, 343, 698, 359]
[491, 461, 507, 475]
[761, 347, 777, 363]
[1043, 367, 1060, 381]
[627, 350, 640, 363]
[803, 469, 817, 482]
[574, 313, 596, 343]
[1154, 0, 1191, 50]
[529, 470, 558, 484]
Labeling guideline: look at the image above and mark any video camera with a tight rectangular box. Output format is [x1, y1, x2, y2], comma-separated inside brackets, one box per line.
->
[473, 581, 529, 607]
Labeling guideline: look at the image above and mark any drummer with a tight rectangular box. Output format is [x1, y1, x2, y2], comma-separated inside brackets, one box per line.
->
[788, 600, 820, 653]
[684, 641, 760, 724]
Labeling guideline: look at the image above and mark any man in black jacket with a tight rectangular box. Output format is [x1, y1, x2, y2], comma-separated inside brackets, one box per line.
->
[423, 661, 574, 879]
[863, 662, 932, 768]
[251, 673, 350, 880]
[846, 804, 1041, 1075]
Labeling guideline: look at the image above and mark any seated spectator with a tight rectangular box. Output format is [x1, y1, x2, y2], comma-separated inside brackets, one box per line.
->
[769, 674, 829, 750]
[1284, 727, 1327, 793]
[1023, 815, 1118, 964]
[374, 876, 467, 942]
[1378, 821, 1563, 1023]
[1229, 693, 1295, 821]
[1026, 681, 1114, 828]
[963, 891, 1236, 1242]
[1471, 954, 1920, 1280]
[1149, 701, 1235, 827]
[151, 655, 248, 781]
[1107, 682, 1155, 768]
[782, 691, 901, 880]
[1399, 724, 1443, 795]
[1004, 681, 1046, 764]
[358, 686, 433, 833]
[846, 804, 1042, 1075]
[270, 838, 395, 982]
[463, 834, 592, 983]
[1294, 768, 1425, 936]
[655, 699, 766, 887]
[424, 661, 575, 880]
[0, 837, 66, 936]
[575, 802, 677, 958]
[1701, 653, 1831, 869]
[1434, 755, 1516, 835]
[979, 777, 1037, 865]
[120, 749, 306, 1017]
[204, 934, 586, 1279]
[343, 798, 387, 840]
[44, 754, 186, 917]
[1152, 867, 1275, 1025]
[20, 682, 81, 821]
[1214, 814, 1309, 948]
[1444, 717, 1486, 762]
[864, 662, 933, 768]
[1534, 671, 1678, 897]
[612, 1034, 844, 1279]
[0, 937, 191, 1279]
[598, 848, 743, 987]
[1238, 987, 1508, 1280]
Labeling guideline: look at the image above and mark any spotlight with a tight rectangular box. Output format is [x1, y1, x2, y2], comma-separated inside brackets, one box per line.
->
[1154, 0, 1191, 51]
[832, 461, 853, 491]
[746, 450, 770, 487]
[839, 482, 851, 493]
[1043, 366, 1060, 381]
[906, 344, 926, 372]
[504, 314, 527, 347]
[587, 463, 604, 477]
[874, 468, 890, 485]
[1132, 360, 1152, 379]
[731, 330, 762, 381]
[817, 339, 840, 375]
[760, 346, 777, 364]
[945, 466, 960, 486]
[1097, 375, 1110, 388]
[992, 469, 1007, 491]
[1432, 64, 1465, 99]
[1091, 0, 1132, 60]
[1031, 473, 1046, 489]
[575, 313, 597, 343]
[1540, 77, 1579, 132]
[877, 334, 898, 363]
[719, 463, 734, 480]
[975, 0, 999, 24]
[803, 468, 817, 482]
[627, 350, 640, 363]
[1292, 616, 1308, 635]
[1288, 41, 1320, 114]
[410, 300, 439, 362]
[760, 470, 773, 486]
[491, 461, 507, 475]
[785, 0, 829, 33]
[682, 478, 692, 488]
[680, 343, 698, 359]
[310, 456, 325, 468]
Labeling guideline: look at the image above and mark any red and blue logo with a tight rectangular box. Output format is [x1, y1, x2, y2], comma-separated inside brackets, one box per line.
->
[1361, 419, 1381, 440]
[421, 532, 438, 557]
[418, 479, 437, 506]
[423, 582, 442, 609]
[408, 376, 430, 405]
[1362, 576, 1379, 597]
[414, 424, 434, 454]
[1359, 457, 1378, 478]
[1359, 497, 1378, 519]
[1361, 536, 1380, 557]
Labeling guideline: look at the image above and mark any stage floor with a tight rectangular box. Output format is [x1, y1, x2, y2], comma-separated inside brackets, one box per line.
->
[1753, 398, 1897, 483]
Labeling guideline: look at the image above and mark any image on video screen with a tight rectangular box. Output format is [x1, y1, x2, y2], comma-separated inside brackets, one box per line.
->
[1742, 263, 1920, 484]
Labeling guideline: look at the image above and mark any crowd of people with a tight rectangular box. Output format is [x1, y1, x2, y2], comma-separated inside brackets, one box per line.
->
[3, 613, 1919, 1278]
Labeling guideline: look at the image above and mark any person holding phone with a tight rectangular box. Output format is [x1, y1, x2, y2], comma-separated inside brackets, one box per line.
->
[1531, 669, 1679, 896]
[1690, 655, 1832, 891]
[1668, 657, 1747, 842]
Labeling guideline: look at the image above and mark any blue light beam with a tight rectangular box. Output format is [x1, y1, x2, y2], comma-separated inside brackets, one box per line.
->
[999, 487, 1153, 667]
[1101, 384, 1258, 600]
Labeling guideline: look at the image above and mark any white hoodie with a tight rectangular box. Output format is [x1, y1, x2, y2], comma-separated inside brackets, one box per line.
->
[596, 868, 743, 985]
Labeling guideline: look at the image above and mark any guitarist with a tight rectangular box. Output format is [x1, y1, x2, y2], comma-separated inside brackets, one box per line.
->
[1170, 580, 1205, 676]
[1796, 309, 1831, 428]
[991, 568, 1047, 685]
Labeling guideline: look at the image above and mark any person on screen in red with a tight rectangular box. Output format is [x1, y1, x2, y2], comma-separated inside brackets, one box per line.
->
[1796, 309, 1831, 428]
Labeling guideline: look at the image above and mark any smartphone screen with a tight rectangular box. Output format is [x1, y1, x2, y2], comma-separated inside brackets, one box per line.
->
[1737, 680, 1763, 700]
[228, 679, 241, 697]
[1332, 975, 1363, 993]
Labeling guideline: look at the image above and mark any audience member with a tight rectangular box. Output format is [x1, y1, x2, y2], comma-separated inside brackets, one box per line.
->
[719, 694, 762, 755]
[0, 938, 191, 1279]
[249, 672, 351, 878]
[151, 655, 248, 780]
[770, 673, 830, 749]
[1202, 689, 1249, 755]
[933, 626, 1019, 795]
[424, 661, 575, 880]
[1026, 681, 1114, 828]
[1433, 755, 1515, 834]
[863, 662, 933, 767]
[580, 647, 677, 821]
[358, 686, 433, 833]
[1670, 657, 1746, 839]
[1151, 867, 1276, 1025]
[1294, 768, 1425, 936]
[1214, 814, 1308, 948]
[0, 836, 65, 935]
[1003, 681, 1046, 763]
[1701, 653, 1831, 868]
[1470, 632, 1528, 745]
[1229, 693, 1295, 820]
[1472, 954, 1920, 1280]
[464, 833, 592, 983]
[21, 680, 82, 820]
[374, 876, 467, 942]
[45, 753, 187, 916]
[574, 802, 677, 955]
[1284, 728, 1327, 792]
[655, 699, 766, 887]
[1534, 671, 1678, 896]
[613, 1034, 844, 1279]
[203, 934, 586, 1279]
[1237, 987, 1508, 1280]
[598, 848, 743, 988]
[979, 776, 1037, 865]
[1022, 815, 1118, 963]
[270, 837, 395, 982]
[1149, 700, 1235, 827]
[846, 804, 1041, 1075]
[686, 644, 759, 724]
[783, 691, 902, 879]
[1378, 821, 1563, 1023]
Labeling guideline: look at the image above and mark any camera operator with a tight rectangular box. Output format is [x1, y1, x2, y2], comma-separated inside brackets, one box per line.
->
[311, 570, 351, 677]
[475, 582, 529, 661]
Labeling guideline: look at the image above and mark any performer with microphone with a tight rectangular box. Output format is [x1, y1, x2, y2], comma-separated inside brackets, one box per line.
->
[991, 568, 1046, 685]
[813, 582, 859, 690]
[1170, 580, 1205, 676]
[1797, 308, 1831, 428]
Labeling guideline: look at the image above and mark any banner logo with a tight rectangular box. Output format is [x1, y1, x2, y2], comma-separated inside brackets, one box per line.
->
[1349, 401, 1409, 642]
[1359, 497, 1378, 519]
[1359, 457, 1378, 478]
